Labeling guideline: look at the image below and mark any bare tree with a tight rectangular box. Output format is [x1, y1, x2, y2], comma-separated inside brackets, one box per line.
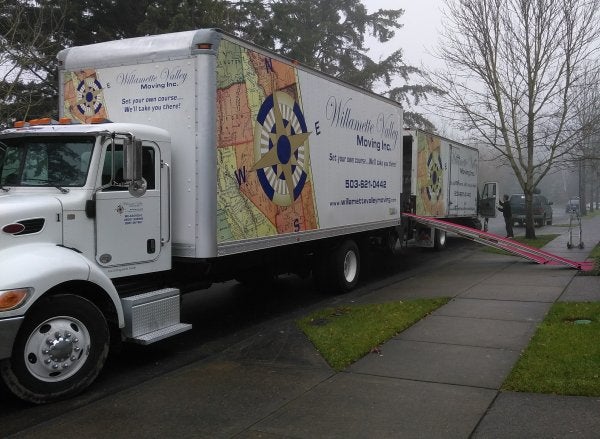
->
[569, 62, 600, 214]
[431, 0, 600, 238]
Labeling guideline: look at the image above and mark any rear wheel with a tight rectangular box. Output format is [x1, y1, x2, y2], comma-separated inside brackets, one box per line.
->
[333, 240, 360, 292]
[0, 295, 109, 404]
[315, 239, 361, 293]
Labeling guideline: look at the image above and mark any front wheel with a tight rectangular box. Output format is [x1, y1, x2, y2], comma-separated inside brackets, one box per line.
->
[0, 295, 109, 404]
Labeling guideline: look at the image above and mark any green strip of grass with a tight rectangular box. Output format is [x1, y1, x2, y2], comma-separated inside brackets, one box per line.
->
[589, 242, 600, 259]
[503, 302, 600, 396]
[584, 242, 600, 276]
[297, 298, 449, 371]
[482, 234, 559, 254]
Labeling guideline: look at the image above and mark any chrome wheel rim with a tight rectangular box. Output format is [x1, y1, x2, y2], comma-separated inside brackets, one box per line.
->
[24, 316, 91, 382]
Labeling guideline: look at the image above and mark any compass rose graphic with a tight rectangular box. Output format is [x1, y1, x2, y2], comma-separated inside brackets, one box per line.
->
[425, 151, 443, 201]
[252, 91, 311, 207]
[76, 77, 104, 117]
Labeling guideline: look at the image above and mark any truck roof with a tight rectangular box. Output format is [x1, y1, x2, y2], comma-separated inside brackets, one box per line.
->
[0, 122, 171, 142]
[58, 29, 220, 69]
[403, 128, 478, 153]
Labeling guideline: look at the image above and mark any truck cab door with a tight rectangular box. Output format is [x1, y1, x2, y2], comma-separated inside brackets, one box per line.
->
[479, 182, 498, 219]
[95, 141, 162, 268]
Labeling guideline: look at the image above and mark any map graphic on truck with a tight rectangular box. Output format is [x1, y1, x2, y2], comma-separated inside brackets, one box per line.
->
[216, 39, 318, 241]
[64, 70, 108, 122]
[416, 132, 446, 217]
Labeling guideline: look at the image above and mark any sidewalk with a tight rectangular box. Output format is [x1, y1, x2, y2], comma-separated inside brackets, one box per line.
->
[9, 215, 600, 438]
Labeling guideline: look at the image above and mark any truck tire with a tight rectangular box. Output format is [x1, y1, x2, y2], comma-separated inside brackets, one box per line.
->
[332, 240, 361, 292]
[434, 229, 447, 250]
[0, 295, 109, 404]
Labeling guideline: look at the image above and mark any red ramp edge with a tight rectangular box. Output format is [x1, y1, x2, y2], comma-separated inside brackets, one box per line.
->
[402, 213, 595, 272]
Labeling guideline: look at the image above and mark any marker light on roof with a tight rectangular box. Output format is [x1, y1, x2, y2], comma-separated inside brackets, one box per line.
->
[29, 118, 53, 126]
[90, 117, 109, 124]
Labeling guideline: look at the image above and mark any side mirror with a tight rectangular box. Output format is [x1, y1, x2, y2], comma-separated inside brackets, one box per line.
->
[123, 137, 142, 181]
[123, 137, 146, 197]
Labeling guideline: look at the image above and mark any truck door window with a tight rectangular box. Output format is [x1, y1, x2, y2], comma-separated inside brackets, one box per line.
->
[101, 144, 156, 190]
[101, 145, 125, 189]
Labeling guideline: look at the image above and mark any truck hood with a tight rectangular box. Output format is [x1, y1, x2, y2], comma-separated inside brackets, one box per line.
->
[0, 194, 63, 248]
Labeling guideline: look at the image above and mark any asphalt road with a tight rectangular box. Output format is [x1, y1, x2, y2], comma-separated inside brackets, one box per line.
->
[1, 210, 571, 435]
[1, 234, 480, 436]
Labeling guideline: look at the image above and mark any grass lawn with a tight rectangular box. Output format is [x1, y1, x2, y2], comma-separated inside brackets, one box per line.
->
[297, 298, 449, 371]
[503, 302, 600, 396]
[482, 234, 559, 254]
[590, 243, 600, 259]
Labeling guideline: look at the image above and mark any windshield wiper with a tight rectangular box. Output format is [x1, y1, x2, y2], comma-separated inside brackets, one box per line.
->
[22, 178, 70, 193]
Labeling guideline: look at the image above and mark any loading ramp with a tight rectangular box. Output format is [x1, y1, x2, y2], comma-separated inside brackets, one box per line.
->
[403, 213, 594, 272]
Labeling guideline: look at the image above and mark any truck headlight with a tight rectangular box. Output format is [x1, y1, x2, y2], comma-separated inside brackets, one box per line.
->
[0, 288, 31, 311]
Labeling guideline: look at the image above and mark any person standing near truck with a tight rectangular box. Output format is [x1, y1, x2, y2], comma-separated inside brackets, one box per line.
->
[498, 194, 514, 238]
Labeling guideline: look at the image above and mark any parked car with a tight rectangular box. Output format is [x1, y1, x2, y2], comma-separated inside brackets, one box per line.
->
[509, 194, 553, 227]
[565, 198, 580, 214]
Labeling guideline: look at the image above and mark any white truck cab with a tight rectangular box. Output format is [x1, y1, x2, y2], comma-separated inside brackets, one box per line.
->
[0, 120, 185, 403]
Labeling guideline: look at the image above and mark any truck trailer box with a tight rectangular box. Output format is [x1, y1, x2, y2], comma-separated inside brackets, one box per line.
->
[402, 129, 479, 219]
[58, 29, 403, 260]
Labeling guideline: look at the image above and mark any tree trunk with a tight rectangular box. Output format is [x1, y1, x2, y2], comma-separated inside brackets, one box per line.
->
[524, 190, 536, 239]
[580, 160, 587, 216]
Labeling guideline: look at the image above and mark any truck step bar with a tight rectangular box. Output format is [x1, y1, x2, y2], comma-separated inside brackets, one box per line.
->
[121, 288, 192, 345]
[403, 213, 594, 271]
[126, 323, 192, 345]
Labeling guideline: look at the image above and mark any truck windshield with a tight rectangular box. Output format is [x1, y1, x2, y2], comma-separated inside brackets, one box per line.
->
[0, 137, 94, 187]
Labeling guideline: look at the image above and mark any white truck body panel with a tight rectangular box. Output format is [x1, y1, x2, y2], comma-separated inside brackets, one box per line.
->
[58, 29, 403, 259]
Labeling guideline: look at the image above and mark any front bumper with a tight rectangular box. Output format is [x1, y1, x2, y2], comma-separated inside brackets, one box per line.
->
[0, 316, 23, 359]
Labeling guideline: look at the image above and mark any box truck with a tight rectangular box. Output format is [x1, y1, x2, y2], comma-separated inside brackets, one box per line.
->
[400, 129, 484, 248]
[0, 29, 404, 403]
